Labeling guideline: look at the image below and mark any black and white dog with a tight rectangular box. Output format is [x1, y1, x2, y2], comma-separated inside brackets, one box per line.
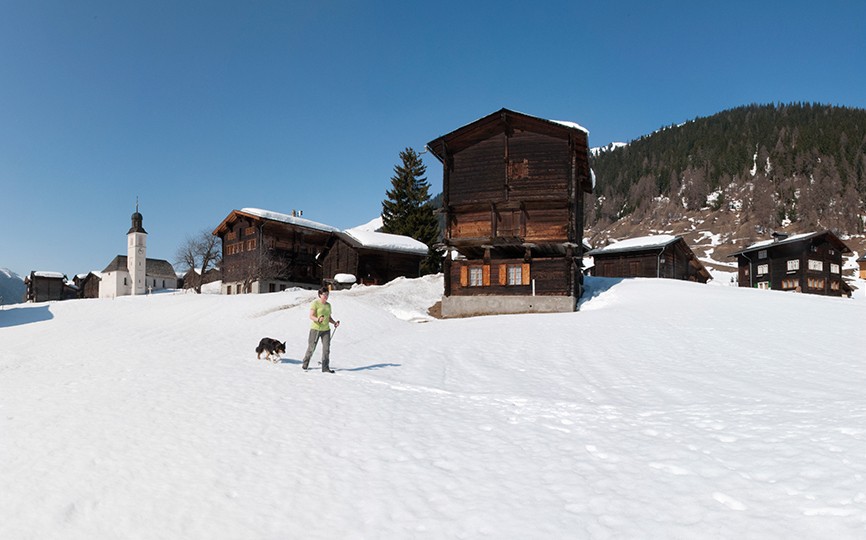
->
[255, 338, 286, 363]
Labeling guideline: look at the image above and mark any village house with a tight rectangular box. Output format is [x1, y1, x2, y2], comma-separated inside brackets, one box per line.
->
[213, 208, 340, 294]
[213, 208, 432, 294]
[321, 227, 428, 287]
[99, 208, 178, 298]
[858, 254, 866, 279]
[181, 267, 222, 291]
[24, 271, 77, 302]
[73, 272, 101, 299]
[587, 235, 711, 283]
[730, 231, 852, 297]
[426, 108, 593, 317]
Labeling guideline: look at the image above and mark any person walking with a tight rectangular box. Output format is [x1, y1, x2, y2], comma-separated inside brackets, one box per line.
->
[301, 286, 340, 373]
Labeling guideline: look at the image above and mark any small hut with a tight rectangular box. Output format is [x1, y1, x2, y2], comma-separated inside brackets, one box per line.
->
[587, 235, 711, 283]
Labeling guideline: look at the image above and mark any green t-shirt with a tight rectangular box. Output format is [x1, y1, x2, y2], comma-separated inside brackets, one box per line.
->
[309, 299, 332, 331]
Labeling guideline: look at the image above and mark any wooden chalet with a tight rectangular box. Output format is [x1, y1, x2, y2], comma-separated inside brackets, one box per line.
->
[587, 235, 711, 283]
[730, 231, 852, 296]
[213, 208, 339, 294]
[321, 228, 428, 286]
[426, 108, 593, 317]
[25, 271, 77, 302]
[182, 267, 222, 290]
[73, 272, 101, 299]
[858, 254, 866, 280]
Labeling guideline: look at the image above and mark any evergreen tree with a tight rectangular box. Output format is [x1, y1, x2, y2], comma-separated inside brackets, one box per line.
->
[382, 147, 441, 274]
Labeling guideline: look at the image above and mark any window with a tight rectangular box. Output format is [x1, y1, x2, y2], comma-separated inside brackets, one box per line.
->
[830, 280, 841, 291]
[781, 278, 799, 290]
[757, 264, 769, 275]
[830, 264, 840, 274]
[507, 265, 522, 285]
[227, 285, 232, 295]
[244, 227, 256, 237]
[807, 278, 825, 290]
[757, 281, 770, 289]
[246, 239, 257, 251]
[808, 260, 823, 271]
[758, 250, 767, 259]
[469, 267, 484, 287]
[787, 259, 800, 272]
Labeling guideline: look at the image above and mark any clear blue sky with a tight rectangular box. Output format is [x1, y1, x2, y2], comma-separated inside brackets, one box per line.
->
[2, 0, 864, 278]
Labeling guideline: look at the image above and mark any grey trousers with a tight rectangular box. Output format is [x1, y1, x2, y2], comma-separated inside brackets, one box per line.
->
[301, 329, 331, 371]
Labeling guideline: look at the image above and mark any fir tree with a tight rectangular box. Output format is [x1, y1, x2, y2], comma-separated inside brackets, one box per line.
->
[382, 147, 441, 274]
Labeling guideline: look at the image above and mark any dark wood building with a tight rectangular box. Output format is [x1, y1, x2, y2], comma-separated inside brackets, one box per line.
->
[426, 108, 593, 317]
[213, 208, 339, 294]
[25, 271, 77, 302]
[73, 272, 101, 299]
[587, 235, 711, 283]
[181, 267, 222, 291]
[730, 231, 852, 296]
[321, 229, 428, 287]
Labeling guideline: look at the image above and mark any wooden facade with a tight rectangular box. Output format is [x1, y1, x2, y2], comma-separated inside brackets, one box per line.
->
[73, 272, 101, 299]
[182, 268, 222, 290]
[213, 209, 339, 294]
[25, 271, 76, 302]
[730, 231, 852, 297]
[426, 109, 592, 316]
[587, 236, 711, 283]
[858, 255, 866, 280]
[321, 231, 426, 286]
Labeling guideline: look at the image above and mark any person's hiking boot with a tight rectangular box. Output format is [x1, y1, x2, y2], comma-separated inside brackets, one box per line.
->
[323, 369, 335, 373]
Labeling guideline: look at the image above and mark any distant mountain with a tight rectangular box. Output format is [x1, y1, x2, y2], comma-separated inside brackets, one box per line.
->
[1, 268, 26, 305]
[587, 103, 866, 272]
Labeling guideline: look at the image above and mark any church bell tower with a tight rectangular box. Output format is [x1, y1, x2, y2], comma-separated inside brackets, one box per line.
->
[127, 201, 147, 295]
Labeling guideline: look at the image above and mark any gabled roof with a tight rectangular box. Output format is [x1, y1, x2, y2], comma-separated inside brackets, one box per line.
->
[425, 108, 592, 193]
[340, 228, 429, 256]
[102, 256, 176, 277]
[729, 230, 851, 257]
[586, 235, 680, 256]
[213, 208, 339, 236]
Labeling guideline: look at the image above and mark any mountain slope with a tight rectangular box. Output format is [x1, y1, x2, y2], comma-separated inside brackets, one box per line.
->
[2, 276, 866, 538]
[0, 268, 25, 305]
[588, 103, 866, 264]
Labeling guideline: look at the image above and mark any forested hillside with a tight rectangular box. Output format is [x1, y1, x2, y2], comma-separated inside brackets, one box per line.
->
[587, 103, 866, 265]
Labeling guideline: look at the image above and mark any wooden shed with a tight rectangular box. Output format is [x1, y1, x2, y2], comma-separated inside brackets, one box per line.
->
[182, 267, 222, 290]
[730, 231, 852, 296]
[426, 108, 593, 317]
[73, 272, 102, 299]
[587, 235, 711, 283]
[213, 208, 339, 294]
[25, 271, 76, 302]
[858, 254, 866, 280]
[321, 228, 428, 286]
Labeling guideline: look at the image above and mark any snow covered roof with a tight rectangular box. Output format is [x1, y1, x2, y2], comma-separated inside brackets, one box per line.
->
[586, 235, 680, 256]
[32, 271, 65, 279]
[729, 230, 852, 256]
[342, 228, 429, 256]
[240, 208, 340, 234]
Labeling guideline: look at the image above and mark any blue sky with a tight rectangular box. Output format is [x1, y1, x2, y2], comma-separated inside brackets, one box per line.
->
[2, 0, 864, 278]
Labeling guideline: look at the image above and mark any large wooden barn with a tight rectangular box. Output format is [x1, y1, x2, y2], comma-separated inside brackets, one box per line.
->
[213, 208, 339, 294]
[730, 231, 852, 296]
[587, 235, 711, 283]
[426, 108, 593, 317]
[321, 228, 428, 286]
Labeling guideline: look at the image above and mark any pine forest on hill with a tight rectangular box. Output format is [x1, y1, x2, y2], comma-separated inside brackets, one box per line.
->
[587, 103, 866, 262]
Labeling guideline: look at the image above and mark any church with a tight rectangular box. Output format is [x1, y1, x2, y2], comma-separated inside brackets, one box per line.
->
[99, 207, 178, 298]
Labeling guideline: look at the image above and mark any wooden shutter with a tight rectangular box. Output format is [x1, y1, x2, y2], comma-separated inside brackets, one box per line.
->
[498, 264, 507, 286]
[483, 265, 490, 286]
[460, 266, 468, 287]
[522, 263, 530, 285]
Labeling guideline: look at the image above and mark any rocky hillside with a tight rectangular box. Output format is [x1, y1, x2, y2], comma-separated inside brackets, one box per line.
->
[587, 103, 866, 275]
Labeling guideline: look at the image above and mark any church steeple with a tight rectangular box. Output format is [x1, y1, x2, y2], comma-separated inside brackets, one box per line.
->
[127, 198, 147, 295]
[128, 199, 147, 234]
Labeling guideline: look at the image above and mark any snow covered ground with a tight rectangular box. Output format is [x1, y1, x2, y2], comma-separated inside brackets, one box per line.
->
[2, 275, 866, 539]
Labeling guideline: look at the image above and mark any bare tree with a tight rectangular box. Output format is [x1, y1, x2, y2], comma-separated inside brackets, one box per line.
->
[176, 229, 222, 293]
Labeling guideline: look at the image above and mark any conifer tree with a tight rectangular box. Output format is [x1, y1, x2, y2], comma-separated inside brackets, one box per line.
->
[382, 147, 441, 274]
